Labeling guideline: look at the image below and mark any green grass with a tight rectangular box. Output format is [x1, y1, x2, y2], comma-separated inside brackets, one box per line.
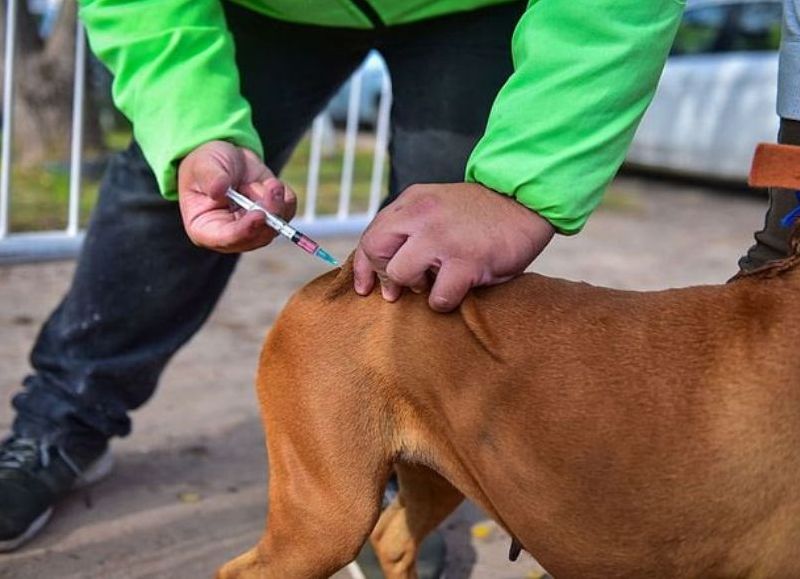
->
[6, 130, 387, 233]
[9, 164, 101, 232]
[281, 133, 388, 216]
[599, 185, 645, 215]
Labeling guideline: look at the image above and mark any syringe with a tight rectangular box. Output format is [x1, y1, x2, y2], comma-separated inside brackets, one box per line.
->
[225, 188, 339, 267]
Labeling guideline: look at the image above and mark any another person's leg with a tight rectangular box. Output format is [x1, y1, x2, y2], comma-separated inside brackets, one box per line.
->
[1, 5, 370, 550]
[739, 119, 800, 271]
[12, 142, 237, 453]
[378, 1, 525, 203]
[739, 0, 800, 271]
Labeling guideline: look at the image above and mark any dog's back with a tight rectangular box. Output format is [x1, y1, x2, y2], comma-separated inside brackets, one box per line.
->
[251, 258, 800, 578]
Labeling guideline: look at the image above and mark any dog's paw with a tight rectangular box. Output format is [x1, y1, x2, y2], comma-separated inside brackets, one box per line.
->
[215, 547, 264, 579]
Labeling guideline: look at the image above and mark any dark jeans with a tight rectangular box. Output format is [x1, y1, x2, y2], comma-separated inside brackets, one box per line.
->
[12, 1, 525, 451]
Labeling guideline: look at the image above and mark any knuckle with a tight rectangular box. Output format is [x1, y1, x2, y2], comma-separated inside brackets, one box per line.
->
[406, 192, 441, 221]
[241, 148, 260, 163]
[385, 261, 409, 285]
[359, 229, 381, 257]
[353, 246, 367, 266]
[403, 183, 427, 199]
[263, 177, 283, 194]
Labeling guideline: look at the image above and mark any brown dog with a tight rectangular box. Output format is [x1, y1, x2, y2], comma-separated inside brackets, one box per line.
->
[218, 144, 800, 579]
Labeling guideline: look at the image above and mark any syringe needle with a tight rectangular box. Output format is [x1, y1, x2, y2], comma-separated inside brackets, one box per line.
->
[226, 188, 340, 267]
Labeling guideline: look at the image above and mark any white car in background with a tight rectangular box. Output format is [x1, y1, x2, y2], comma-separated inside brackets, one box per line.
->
[329, 0, 780, 182]
[628, 0, 780, 181]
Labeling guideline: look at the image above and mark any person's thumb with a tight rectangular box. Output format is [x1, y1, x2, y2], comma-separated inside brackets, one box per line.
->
[246, 179, 298, 222]
[181, 141, 245, 201]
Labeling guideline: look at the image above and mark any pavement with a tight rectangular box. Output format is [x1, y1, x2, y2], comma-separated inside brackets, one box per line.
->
[0, 174, 767, 578]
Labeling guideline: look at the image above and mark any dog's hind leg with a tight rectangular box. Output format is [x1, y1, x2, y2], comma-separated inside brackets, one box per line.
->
[370, 463, 464, 579]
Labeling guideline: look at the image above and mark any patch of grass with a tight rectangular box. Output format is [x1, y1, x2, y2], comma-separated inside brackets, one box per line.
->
[281, 134, 388, 216]
[6, 130, 388, 233]
[9, 163, 101, 233]
[599, 185, 645, 215]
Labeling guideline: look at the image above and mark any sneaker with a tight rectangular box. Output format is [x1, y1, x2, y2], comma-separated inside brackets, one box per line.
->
[0, 436, 114, 552]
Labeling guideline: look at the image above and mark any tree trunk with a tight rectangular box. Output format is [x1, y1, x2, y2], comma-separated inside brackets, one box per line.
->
[1, 0, 105, 167]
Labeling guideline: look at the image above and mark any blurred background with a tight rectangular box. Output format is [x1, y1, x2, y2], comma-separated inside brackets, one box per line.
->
[0, 0, 782, 261]
[0, 1, 783, 578]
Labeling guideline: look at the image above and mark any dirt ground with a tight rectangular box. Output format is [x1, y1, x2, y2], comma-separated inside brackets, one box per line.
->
[0, 174, 767, 578]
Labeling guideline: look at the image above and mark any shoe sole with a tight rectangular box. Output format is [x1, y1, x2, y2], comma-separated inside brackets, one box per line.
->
[74, 449, 115, 489]
[0, 449, 114, 553]
[0, 507, 53, 553]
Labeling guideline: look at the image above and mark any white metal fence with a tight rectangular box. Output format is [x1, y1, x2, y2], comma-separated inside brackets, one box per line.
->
[0, 1, 391, 263]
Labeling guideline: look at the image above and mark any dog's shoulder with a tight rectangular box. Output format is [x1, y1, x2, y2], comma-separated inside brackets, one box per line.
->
[284, 253, 357, 308]
[321, 256, 357, 302]
[301, 255, 355, 303]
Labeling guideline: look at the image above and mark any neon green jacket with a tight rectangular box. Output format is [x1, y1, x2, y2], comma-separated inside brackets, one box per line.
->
[78, 0, 684, 234]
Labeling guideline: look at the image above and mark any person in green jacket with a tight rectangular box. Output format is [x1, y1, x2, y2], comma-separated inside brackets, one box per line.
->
[0, 0, 684, 555]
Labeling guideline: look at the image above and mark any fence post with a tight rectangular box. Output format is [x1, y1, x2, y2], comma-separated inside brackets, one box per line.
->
[0, 0, 18, 239]
[67, 21, 86, 237]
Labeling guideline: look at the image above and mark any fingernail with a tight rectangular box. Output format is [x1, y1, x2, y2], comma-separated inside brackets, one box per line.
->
[272, 184, 285, 201]
[381, 286, 394, 301]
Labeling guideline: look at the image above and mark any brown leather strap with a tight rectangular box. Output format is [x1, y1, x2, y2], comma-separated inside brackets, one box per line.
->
[749, 143, 800, 189]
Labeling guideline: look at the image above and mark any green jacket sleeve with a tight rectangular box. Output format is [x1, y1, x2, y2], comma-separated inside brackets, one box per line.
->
[78, 0, 262, 199]
[465, 0, 685, 234]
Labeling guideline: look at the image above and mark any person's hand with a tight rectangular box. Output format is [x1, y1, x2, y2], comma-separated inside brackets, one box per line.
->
[353, 183, 555, 312]
[177, 140, 297, 253]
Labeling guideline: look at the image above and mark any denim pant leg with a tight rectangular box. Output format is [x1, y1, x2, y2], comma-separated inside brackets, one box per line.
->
[12, 144, 239, 449]
[378, 2, 525, 201]
[11, 6, 372, 451]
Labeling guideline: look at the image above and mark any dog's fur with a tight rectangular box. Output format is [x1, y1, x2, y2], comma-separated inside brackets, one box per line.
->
[218, 145, 800, 579]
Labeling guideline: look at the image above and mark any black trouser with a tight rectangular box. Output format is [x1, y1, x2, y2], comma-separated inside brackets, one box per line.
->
[739, 118, 800, 272]
[11, 1, 526, 452]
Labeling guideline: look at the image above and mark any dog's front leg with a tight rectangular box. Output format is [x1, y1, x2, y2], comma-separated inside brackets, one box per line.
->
[217, 350, 393, 578]
[216, 439, 391, 579]
[371, 463, 464, 579]
[215, 546, 265, 579]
